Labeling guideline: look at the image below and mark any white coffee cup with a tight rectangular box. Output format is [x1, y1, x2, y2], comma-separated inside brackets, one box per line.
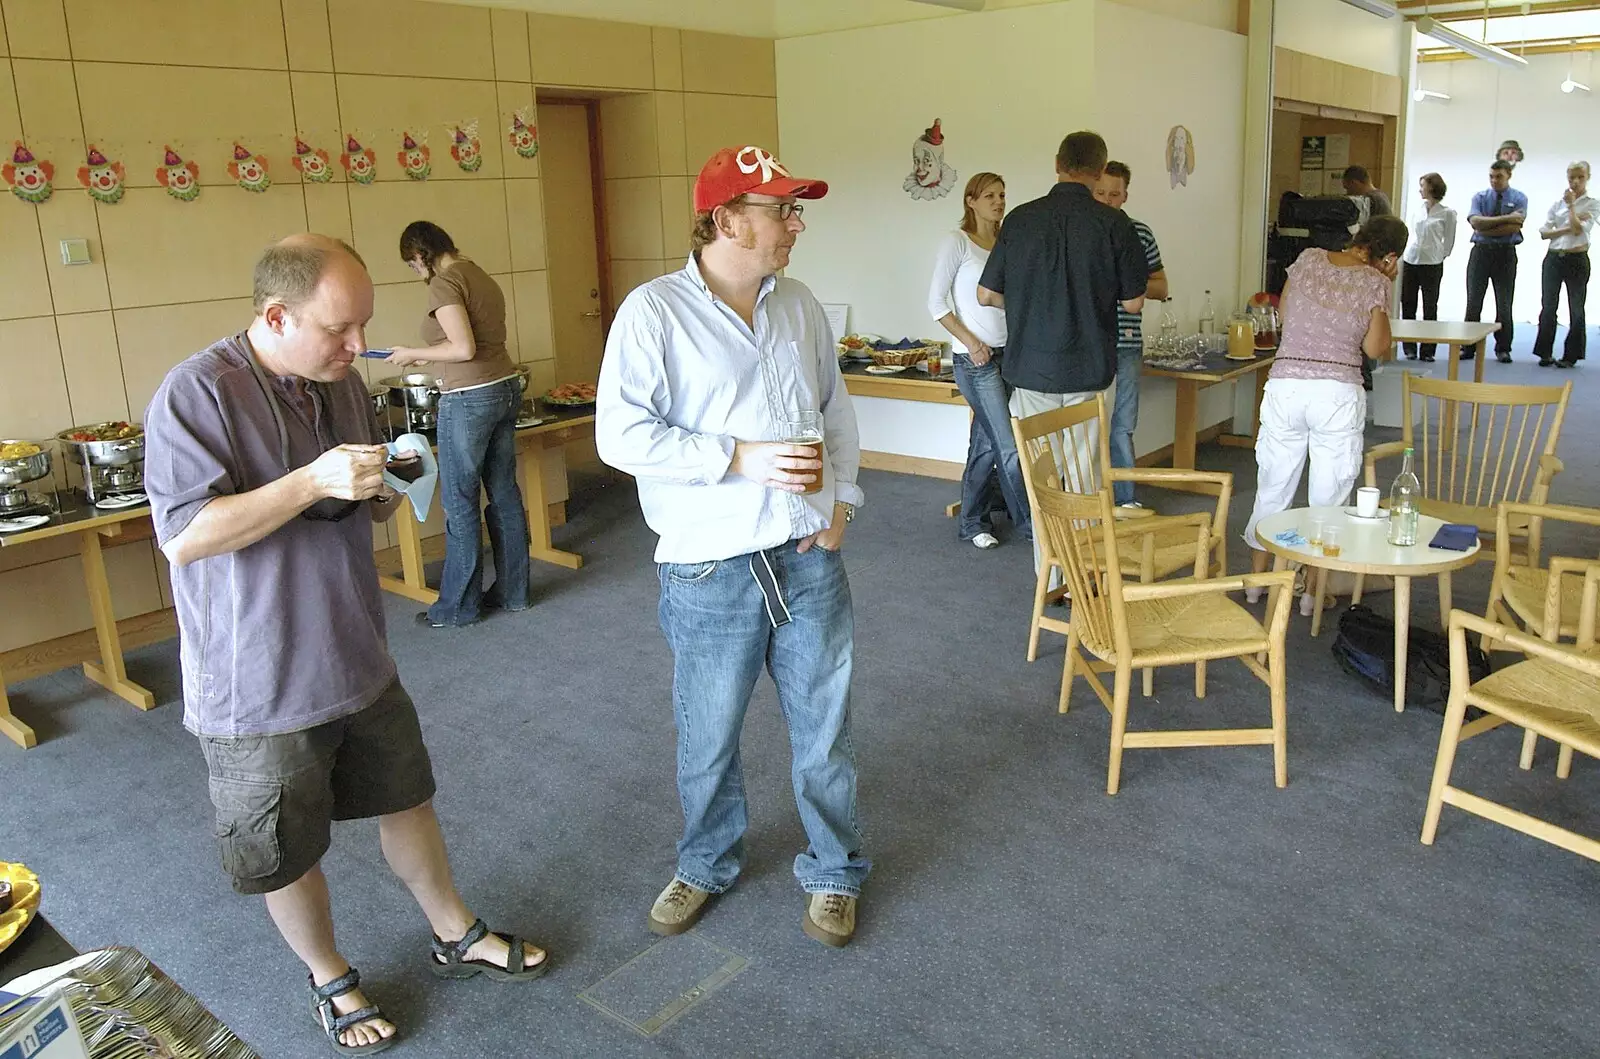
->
[1356, 486, 1381, 519]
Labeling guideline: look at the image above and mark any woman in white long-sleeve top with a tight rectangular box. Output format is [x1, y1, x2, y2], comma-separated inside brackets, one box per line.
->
[928, 171, 1031, 549]
[1533, 160, 1594, 368]
[1399, 172, 1456, 362]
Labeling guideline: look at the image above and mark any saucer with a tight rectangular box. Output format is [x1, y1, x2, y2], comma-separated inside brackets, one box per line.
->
[864, 365, 907, 375]
[0, 514, 50, 533]
[514, 416, 547, 429]
[94, 492, 148, 510]
[1345, 507, 1387, 522]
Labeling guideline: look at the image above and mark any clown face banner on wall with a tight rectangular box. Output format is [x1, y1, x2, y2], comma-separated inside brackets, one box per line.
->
[156, 146, 200, 201]
[450, 123, 482, 172]
[509, 109, 539, 159]
[228, 143, 270, 192]
[77, 145, 125, 204]
[342, 135, 377, 184]
[4, 142, 54, 204]
[398, 131, 431, 180]
[904, 119, 956, 201]
[293, 137, 333, 183]
[1166, 125, 1195, 189]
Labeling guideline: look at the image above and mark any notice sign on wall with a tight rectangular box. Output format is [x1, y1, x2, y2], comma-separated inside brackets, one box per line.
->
[1300, 135, 1325, 170]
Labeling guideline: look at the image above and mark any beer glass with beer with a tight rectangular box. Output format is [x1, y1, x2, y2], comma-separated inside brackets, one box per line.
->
[782, 411, 825, 495]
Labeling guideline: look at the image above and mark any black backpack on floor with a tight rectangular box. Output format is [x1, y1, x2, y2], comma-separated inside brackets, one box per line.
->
[1332, 604, 1491, 712]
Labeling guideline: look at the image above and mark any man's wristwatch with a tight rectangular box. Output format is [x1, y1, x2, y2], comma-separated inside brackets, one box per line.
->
[838, 502, 855, 524]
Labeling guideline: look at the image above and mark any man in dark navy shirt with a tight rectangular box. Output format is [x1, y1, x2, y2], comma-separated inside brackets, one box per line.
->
[977, 130, 1147, 497]
[1462, 159, 1528, 361]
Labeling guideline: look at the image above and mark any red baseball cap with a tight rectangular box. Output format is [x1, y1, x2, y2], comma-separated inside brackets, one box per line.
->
[693, 145, 828, 212]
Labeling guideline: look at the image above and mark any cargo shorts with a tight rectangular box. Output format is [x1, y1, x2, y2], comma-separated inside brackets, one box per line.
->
[197, 679, 436, 895]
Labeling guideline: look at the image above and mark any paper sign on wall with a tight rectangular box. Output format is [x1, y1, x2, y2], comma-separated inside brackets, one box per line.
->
[1300, 136, 1325, 170]
[1298, 170, 1326, 197]
[1325, 171, 1347, 196]
[1324, 134, 1351, 172]
[822, 303, 849, 342]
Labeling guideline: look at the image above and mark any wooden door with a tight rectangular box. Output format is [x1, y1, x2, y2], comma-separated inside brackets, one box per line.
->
[539, 101, 606, 384]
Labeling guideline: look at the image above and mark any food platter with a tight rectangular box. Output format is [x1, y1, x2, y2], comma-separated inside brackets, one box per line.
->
[544, 382, 597, 407]
[0, 861, 40, 955]
[864, 365, 907, 375]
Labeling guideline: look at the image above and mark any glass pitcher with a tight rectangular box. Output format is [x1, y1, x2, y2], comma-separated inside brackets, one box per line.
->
[1226, 312, 1255, 359]
[1248, 303, 1281, 350]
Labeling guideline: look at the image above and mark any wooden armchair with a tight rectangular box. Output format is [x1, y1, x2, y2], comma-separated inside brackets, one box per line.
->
[1358, 375, 1571, 613]
[1033, 483, 1295, 794]
[1422, 608, 1600, 863]
[1010, 395, 1234, 673]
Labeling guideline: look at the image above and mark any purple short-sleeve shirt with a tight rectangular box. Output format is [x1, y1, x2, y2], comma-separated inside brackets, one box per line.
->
[144, 333, 396, 737]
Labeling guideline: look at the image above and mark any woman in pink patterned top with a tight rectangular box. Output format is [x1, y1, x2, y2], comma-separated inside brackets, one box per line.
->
[1245, 216, 1408, 605]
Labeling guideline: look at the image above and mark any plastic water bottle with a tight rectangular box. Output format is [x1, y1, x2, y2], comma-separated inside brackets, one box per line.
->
[1197, 290, 1216, 335]
[1387, 447, 1421, 546]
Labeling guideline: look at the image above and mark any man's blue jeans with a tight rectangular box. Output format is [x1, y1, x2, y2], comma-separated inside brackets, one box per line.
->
[428, 377, 531, 626]
[657, 540, 870, 896]
[1109, 347, 1143, 505]
[952, 350, 1032, 540]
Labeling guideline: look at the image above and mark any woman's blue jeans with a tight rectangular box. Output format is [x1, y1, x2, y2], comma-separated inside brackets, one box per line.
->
[427, 377, 531, 625]
[952, 350, 1032, 540]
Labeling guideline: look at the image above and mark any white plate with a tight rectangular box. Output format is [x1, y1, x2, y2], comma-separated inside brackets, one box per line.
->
[1345, 507, 1387, 522]
[864, 365, 907, 375]
[0, 514, 50, 533]
[514, 417, 546, 430]
[94, 492, 148, 509]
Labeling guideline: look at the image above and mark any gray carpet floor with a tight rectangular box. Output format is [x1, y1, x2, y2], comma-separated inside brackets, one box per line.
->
[3, 338, 1597, 1058]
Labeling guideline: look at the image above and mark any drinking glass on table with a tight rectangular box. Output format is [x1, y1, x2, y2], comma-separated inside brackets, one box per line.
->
[1321, 524, 1342, 558]
[925, 350, 943, 376]
[781, 411, 825, 495]
[1308, 518, 1325, 553]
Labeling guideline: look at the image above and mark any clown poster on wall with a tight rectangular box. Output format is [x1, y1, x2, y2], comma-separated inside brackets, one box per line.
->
[904, 119, 956, 200]
[1165, 125, 1195, 189]
[77, 146, 125, 204]
[228, 144, 270, 192]
[156, 146, 200, 201]
[398, 132, 431, 180]
[4, 142, 54, 204]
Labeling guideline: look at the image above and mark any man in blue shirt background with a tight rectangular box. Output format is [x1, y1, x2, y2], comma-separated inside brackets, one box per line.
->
[1463, 159, 1528, 361]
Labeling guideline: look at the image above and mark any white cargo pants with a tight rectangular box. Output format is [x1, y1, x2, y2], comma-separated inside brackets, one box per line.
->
[1244, 378, 1367, 550]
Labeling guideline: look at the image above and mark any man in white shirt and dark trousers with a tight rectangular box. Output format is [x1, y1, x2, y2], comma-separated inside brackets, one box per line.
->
[596, 145, 870, 948]
[1533, 160, 1594, 368]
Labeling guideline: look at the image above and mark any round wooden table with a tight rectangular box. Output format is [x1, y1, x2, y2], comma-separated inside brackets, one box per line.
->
[1254, 505, 1481, 713]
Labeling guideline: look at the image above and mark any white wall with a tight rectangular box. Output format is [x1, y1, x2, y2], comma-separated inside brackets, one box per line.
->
[1404, 52, 1600, 327]
[776, 1, 1249, 464]
[1273, 0, 1406, 77]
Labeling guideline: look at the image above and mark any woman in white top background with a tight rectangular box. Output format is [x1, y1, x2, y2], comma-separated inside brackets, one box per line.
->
[928, 171, 1032, 549]
[1399, 171, 1456, 362]
[1533, 160, 1594, 368]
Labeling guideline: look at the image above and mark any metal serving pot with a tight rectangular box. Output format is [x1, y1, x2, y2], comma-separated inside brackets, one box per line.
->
[515, 364, 532, 394]
[370, 385, 391, 419]
[0, 443, 52, 487]
[379, 373, 441, 412]
[55, 427, 145, 467]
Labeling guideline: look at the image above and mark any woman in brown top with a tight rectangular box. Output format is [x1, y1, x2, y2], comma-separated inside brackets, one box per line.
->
[388, 221, 529, 627]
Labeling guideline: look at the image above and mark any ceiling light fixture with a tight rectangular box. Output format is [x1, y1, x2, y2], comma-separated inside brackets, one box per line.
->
[1337, 0, 1398, 17]
[906, 0, 986, 10]
[1414, 16, 1530, 68]
[1414, 88, 1452, 101]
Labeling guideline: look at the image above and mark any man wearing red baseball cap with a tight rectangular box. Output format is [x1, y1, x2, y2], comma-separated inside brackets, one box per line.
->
[596, 145, 870, 948]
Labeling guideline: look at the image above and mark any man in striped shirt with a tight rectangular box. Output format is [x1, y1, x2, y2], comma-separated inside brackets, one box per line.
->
[1094, 161, 1168, 508]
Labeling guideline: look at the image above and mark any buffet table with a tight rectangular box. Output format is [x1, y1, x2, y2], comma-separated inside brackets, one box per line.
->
[1142, 350, 1275, 475]
[0, 502, 157, 749]
[380, 403, 597, 606]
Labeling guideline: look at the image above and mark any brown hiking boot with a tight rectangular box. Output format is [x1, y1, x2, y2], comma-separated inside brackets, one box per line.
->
[802, 892, 857, 948]
[648, 879, 711, 936]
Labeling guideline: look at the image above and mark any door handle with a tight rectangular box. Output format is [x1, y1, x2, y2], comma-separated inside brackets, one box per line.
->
[581, 310, 601, 318]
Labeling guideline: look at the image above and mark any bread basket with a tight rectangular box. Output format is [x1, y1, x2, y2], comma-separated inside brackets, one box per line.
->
[870, 343, 939, 368]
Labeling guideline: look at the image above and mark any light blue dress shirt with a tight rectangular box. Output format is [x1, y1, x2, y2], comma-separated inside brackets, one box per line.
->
[596, 254, 864, 564]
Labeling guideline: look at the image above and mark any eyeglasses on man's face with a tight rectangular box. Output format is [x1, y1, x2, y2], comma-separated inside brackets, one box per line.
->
[746, 201, 805, 221]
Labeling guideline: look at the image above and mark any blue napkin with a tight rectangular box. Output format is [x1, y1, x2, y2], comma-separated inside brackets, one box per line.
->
[1273, 530, 1308, 547]
[874, 337, 925, 350]
[1429, 523, 1478, 551]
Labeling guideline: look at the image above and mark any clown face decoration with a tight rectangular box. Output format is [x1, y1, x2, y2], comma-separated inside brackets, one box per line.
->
[77, 145, 125, 205]
[3, 142, 54, 204]
[292, 137, 332, 183]
[228, 143, 270, 192]
[450, 123, 482, 172]
[1166, 125, 1195, 189]
[341, 135, 377, 184]
[156, 146, 200, 202]
[904, 119, 956, 201]
[398, 132, 431, 180]
[508, 110, 539, 160]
